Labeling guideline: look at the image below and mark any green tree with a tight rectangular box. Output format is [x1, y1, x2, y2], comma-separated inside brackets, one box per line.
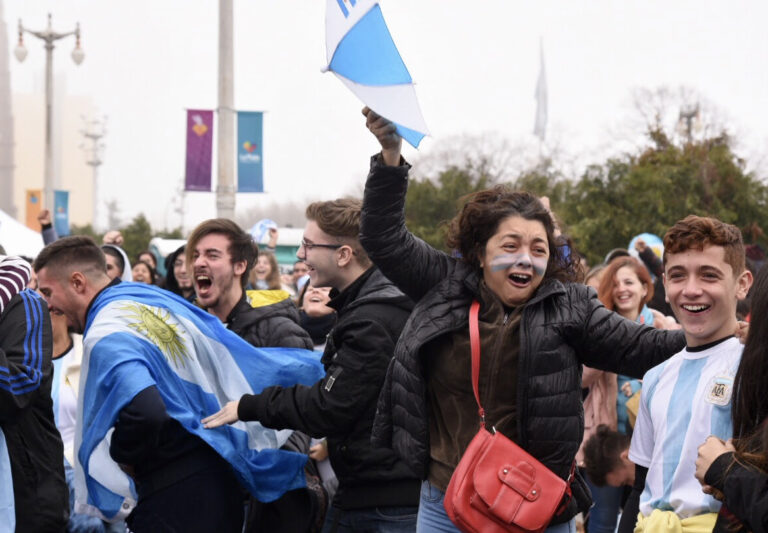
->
[405, 165, 494, 250]
[561, 128, 768, 265]
[155, 227, 184, 239]
[120, 213, 153, 261]
[69, 223, 101, 242]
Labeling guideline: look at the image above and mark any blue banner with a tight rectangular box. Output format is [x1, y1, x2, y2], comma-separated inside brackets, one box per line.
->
[53, 190, 70, 236]
[237, 111, 264, 193]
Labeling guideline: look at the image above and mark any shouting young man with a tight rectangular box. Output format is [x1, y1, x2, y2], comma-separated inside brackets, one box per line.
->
[186, 219, 312, 349]
[204, 199, 421, 532]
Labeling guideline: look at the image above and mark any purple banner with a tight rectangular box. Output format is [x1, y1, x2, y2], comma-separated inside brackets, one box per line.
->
[184, 109, 214, 191]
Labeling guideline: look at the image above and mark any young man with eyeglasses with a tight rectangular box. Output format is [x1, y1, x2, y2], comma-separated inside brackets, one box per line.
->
[186, 218, 312, 350]
[203, 199, 420, 532]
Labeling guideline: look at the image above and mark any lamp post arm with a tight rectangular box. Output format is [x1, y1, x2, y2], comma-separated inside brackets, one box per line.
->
[24, 28, 77, 43]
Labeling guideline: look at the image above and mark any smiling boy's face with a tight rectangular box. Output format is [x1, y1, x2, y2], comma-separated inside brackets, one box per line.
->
[663, 245, 752, 347]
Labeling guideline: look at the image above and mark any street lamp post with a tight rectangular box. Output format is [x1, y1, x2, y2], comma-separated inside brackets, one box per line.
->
[14, 13, 84, 212]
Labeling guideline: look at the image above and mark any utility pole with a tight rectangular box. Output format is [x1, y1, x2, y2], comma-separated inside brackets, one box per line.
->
[677, 104, 700, 144]
[80, 116, 106, 232]
[216, 0, 235, 219]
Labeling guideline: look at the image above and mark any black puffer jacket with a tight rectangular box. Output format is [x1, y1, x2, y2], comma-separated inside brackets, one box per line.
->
[238, 267, 421, 510]
[361, 154, 686, 521]
[706, 452, 768, 533]
[226, 291, 313, 350]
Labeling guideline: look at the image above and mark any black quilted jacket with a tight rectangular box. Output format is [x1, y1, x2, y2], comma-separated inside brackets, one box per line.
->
[360, 154, 686, 521]
[226, 292, 313, 350]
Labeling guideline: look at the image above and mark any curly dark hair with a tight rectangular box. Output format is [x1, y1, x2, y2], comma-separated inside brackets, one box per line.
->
[663, 215, 745, 276]
[582, 425, 631, 487]
[444, 187, 580, 283]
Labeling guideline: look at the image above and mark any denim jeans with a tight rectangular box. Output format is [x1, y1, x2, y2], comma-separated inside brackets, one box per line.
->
[417, 480, 576, 533]
[321, 504, 418, 533]
[584, 474, 623, 533]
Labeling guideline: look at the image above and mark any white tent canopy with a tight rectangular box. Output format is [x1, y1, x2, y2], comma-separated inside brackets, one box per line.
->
[0, 209, 45, 258]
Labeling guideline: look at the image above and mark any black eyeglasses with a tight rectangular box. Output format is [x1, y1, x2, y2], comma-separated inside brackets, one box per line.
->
[301, 239, 342, 251]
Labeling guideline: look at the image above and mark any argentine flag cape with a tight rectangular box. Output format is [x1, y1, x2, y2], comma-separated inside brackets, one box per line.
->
[73, 282, 325, 521]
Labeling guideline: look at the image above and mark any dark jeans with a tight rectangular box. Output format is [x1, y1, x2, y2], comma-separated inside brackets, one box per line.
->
[416, 480, 576, 533]
[321, 504, 418, 533]
[584, 474, 623, 533]
[126, 467, 244, 533]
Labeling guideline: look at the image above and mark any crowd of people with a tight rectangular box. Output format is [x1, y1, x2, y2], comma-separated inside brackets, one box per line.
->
[0, 110, 765, 533]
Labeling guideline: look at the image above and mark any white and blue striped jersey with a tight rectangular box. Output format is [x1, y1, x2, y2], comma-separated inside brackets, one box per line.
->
[628, 336, 742, 519]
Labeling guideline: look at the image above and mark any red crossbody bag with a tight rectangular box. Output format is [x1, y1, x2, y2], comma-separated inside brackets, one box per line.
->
[443, 300, 573, 533]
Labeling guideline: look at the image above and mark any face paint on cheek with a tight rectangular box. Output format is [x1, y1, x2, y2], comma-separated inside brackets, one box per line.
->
[489, 253, 531, 272]
[531, 256, 548, 277]
[489, 253, 548, 276]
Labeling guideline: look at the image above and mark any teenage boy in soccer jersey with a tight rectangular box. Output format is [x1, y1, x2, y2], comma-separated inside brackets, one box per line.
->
[618, 215, 753, 532]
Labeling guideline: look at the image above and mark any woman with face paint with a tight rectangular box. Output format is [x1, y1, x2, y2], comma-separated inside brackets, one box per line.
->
[360, 108, 689, 533]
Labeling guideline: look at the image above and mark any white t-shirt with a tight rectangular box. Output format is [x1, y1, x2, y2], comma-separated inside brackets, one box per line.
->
[52, 342, 79, 456]
[629, 336, 742, 519]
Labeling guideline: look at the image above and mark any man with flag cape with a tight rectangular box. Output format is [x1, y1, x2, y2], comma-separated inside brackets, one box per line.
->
[34, 236, 325, 532]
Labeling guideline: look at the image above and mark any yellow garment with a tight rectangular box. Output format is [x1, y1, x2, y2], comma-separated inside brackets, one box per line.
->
[245, 289, 291, 308]
[625, 389, 641, 428]
[633, 510, 717, 533]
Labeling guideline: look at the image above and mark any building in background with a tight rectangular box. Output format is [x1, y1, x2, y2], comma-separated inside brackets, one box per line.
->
[12, 79, 98, 228]
[1, 1, 98, 228]
[0, 0, 15, 218]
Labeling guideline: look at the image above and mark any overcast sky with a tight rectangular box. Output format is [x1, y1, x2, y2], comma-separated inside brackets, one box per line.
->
[6, 0, 768, 232]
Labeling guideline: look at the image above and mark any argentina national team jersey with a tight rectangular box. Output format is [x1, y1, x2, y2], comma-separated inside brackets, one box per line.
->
[628, 336, 742, 518]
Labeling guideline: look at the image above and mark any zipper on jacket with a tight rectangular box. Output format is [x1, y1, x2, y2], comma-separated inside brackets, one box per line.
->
[517, 305, 529, 448]
[503, 312, 510, 325]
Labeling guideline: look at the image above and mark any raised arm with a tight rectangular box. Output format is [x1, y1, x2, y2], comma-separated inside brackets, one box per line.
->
[37, 209, 59, 245]
[570, 284, 686, 378]
[359, 108, 459, 302]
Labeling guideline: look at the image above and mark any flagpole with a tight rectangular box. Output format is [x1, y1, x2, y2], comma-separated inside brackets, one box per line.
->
[533, 36, 547, 164]
[216, 0, 235, 220]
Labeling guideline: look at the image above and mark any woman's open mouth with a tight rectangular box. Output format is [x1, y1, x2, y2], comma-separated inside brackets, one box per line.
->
[508, 273, 532, 287]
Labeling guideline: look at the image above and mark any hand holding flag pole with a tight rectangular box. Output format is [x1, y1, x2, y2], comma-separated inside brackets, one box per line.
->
[363, 107, 401, 167]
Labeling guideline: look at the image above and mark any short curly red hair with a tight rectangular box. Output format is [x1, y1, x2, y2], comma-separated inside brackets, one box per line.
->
[663, 215, 745, 276]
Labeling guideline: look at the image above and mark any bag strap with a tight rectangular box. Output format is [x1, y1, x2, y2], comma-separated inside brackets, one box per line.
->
[469, 300, 486, 428]
[471, 300, 577, 513]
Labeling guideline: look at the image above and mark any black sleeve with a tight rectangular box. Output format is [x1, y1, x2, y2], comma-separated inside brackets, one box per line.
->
[41, 224, 59, 245]
[360, 153, 459, 303]
[638, 247, 663, 278]
[705, 452, 768, 533]
[238, 317, 394, 439]
[618, 464, 647, 533]
[262, 316, 314, 350]
[109, 385, 171, 465]
[575, 285, 686, 378]
[0, 291, 52, 422]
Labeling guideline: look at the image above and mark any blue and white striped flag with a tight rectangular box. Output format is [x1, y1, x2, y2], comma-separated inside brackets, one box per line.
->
[73, 282, 325, 521]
